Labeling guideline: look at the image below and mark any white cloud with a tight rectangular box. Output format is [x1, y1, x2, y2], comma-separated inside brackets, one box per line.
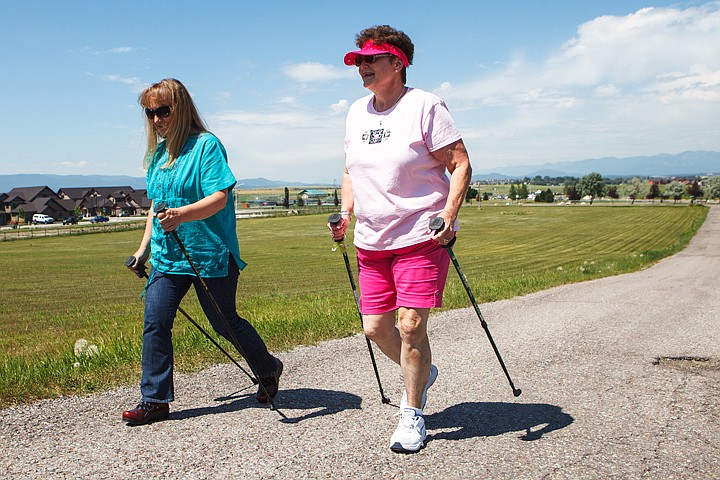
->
[282, 62, 356, 82]
[99, 74, 146, 92]
[435, 2, 720, 168]
[595, 84, 619, 97]
[447, 4, 720, 102]
[549, 5, 720, 86]
[648, 68, 720, 102]
[102, 74, 141, 85]
[434, 82, 453, 95]
[208, 109, 346, 182]
[212, 110, 314, 127]
[78, 46, 137, 56]
[330, 99, 349, 114]
[58, 160, 89, 168]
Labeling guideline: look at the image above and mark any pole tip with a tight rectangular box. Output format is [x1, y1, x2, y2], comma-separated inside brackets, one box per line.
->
[513, 388, 522, 397]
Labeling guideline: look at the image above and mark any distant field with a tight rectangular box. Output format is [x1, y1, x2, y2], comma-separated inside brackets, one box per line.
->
[234, 186, 338, 204]
[0, 204, 707, 407]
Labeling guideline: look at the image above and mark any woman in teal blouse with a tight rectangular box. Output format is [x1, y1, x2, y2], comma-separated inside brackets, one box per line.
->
[122, 78, 283, 426]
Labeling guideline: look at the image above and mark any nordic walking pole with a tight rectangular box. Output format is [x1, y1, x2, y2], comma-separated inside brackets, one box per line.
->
[124, 256, 258, 385]
[154, 202, 283, 413]
[328, 213, 390, 404]
[429, 217, 522, 397]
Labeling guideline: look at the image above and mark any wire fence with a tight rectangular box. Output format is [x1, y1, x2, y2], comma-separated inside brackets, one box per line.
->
[0, 206, 339, 242]
[0, 222, 146, 242]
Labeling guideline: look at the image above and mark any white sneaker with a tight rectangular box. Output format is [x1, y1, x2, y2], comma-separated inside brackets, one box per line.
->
[400, 364, 438, 410]
[389, 408, 426, 453]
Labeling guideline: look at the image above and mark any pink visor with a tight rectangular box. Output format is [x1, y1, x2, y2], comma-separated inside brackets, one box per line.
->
[344, 40, 409, 67]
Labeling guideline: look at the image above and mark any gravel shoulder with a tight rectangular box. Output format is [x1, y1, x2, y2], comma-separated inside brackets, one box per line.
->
[2, 207, 719, 479]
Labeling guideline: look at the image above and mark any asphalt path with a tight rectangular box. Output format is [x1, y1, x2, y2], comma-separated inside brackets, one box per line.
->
[1, 207, 718, 479]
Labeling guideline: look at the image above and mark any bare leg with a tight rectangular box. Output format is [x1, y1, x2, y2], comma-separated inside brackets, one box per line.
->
[364, 308, 432, 409]
[363, 311, 401, 365]
[398, 307, 431, 410]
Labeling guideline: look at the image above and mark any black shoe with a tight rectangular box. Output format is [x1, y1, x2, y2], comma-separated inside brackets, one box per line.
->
[122, 401, 169, 425]
[255, 357, 283, 403]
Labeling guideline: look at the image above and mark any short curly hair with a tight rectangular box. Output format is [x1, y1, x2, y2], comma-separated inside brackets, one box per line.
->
[355, 25, 414, 83]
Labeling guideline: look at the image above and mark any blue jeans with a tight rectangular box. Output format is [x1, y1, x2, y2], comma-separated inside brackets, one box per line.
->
[140, 257, 275, 403]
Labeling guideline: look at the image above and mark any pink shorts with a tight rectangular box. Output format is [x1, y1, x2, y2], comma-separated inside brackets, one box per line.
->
[356, 240, 451, 315]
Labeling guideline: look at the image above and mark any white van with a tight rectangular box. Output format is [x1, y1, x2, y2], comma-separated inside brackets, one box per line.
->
[32, 214, 54, 224]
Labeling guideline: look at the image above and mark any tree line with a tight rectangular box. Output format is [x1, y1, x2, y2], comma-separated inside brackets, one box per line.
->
[466, 174, 720, 204]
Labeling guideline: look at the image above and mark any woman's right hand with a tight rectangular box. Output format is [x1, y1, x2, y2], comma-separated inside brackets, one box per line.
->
[328, 215, 350, 242]
[127, 248, 150, 275]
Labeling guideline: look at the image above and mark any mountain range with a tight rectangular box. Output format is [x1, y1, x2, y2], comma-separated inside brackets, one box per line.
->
[472, 150, 720, 181]
[0, 175, 312, 194]
[1, 151, 718, 193]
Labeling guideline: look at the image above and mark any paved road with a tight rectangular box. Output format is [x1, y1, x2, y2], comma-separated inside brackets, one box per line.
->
[2, 207, 718, 479]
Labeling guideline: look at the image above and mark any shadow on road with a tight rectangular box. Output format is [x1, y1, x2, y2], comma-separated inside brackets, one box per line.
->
[169, 388, 362, 424]
[425, 401, 573, 443]
[277, 387, 363, 424]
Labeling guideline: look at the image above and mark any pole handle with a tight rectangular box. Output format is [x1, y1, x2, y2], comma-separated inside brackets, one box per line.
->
[328, 213, 346, 242]
[154, 201, 183, 241]
[125, 255, 147, 278]
[428, 217, 456, 248]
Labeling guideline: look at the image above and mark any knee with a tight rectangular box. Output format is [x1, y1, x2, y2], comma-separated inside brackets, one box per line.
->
[362, 322, 384, 341]
[363, 319, 393, 342]
[143, 307, 175, 334]
[397, 311, 426, 342]
[208, 312, 245, 339]
[143, 316, 173, 341]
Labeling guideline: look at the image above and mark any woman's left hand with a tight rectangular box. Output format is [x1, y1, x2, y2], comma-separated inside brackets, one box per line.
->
[429, 211, 455, 245]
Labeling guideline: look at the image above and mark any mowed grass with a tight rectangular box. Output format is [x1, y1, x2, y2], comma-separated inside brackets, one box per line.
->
[0, 204, 707, 407]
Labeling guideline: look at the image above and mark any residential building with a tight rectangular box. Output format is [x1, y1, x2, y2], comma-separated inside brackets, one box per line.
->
[1, 185, 150, 225]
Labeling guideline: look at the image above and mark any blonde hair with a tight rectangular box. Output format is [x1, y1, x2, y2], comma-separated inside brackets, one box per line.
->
[139, 78, 207, 170]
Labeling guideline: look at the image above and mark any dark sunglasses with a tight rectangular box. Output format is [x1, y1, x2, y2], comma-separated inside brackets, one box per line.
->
[353, 53, 394, 67]
[144, 105, 172, 119]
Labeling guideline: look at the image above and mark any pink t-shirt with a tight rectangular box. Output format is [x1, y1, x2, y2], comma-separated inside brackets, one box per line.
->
[344, 87, 462, 250]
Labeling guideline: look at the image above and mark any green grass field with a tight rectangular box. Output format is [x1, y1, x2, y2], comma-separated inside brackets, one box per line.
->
[0, 204, 707, 407]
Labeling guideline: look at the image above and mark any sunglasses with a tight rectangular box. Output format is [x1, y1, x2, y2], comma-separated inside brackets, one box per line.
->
[353, 53, 394, 67]
[144, 105, 172, 119]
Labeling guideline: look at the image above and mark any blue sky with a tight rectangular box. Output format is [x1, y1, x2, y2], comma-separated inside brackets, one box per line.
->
[1, 1, 719, 184]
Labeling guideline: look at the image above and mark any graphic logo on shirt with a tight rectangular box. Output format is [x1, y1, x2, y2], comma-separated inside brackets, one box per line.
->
[363, 128, 391, 144]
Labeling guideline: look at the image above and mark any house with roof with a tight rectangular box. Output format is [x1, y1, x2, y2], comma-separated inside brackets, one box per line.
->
[57, 187, 92, 202]
[126, 189, 152, 215]
[2, 186, 75, 224]
[298, 189, 330, 205]
[57, 186, 151, 217]
[1, 185, 151, 225]
[0, 193, 7, 225]
[94, 186, 139, 216]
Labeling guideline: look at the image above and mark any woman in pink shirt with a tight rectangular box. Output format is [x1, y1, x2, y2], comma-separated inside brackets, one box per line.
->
[331, 25, 472, 453]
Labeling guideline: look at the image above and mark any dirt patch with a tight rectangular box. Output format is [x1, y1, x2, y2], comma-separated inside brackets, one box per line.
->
[653, 356, 720, 379]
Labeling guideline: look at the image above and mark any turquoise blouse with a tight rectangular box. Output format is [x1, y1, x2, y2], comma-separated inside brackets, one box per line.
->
[146, 133, 246, 277]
